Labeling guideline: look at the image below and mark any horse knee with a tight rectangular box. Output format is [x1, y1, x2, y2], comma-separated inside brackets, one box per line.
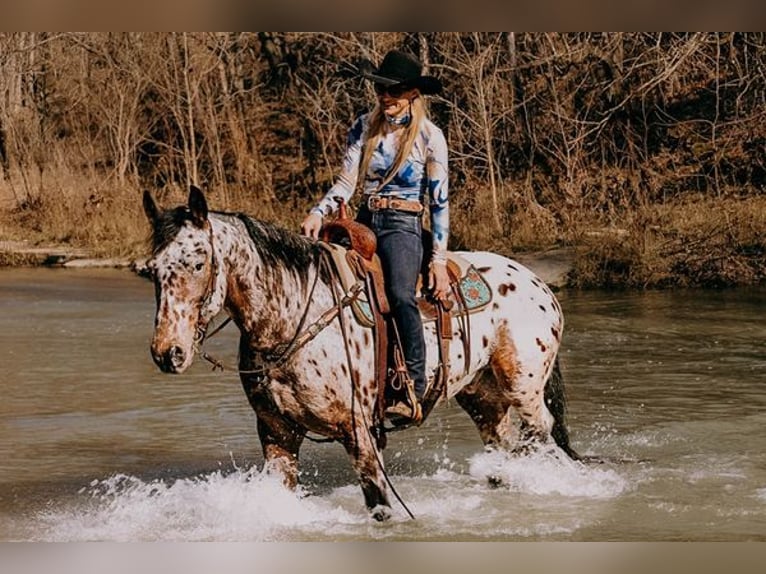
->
[514, 418, 553, 451]
[520, 406, 554, 437]
[262, 441, 301, 488]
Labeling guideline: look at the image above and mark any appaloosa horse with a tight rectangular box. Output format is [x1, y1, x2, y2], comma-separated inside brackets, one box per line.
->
[143, 186, 579, 520]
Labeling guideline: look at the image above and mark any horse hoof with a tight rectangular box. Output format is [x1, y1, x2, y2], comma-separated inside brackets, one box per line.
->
[371, 505, 392, 522]
[487, 475, 504, 489]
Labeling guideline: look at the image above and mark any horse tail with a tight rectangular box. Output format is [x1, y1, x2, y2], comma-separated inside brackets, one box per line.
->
[544, 356, 581, 460]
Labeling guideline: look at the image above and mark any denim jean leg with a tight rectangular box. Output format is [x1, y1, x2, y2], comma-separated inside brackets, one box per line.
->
[373, 211, 426, 399]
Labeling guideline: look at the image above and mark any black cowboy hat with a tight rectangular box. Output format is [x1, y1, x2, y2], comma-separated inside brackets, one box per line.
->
[358, 50, 442, 95]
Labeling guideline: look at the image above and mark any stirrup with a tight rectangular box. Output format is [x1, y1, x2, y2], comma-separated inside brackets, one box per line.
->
[385, 371, 423, 425]
[385, 399, 423, 426]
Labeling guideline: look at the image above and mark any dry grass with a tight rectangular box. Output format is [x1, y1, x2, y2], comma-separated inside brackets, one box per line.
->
[1, 171, 148, 259]
[0, 251, 45, 267]
[3, 171, 765, 290]
[0, 173, 327, 264]
[447, 181, 562, 255]
[569, 193, 766, 288]
[2, 33, 766, 288]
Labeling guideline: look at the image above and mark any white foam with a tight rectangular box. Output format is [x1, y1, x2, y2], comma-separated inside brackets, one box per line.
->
[467, 445, 629, 498]
[38, 468, 363, 541]
[34, 446, 631, 541]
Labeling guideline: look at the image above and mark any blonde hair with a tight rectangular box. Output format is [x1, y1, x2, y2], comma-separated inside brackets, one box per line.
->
[360, 95, 427, 192]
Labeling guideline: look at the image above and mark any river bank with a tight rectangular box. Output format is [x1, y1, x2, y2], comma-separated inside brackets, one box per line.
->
[2, 192, 765, 290]
[0, 239, 575, 289]
[3, 33, 766, 291]
[0, 240, 137, 270]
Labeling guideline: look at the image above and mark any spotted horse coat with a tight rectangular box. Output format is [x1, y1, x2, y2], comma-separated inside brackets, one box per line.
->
[143, 186, 579, 521]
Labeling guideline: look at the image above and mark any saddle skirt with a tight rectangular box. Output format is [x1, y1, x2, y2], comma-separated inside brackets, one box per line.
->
[320, 241, 493, 328]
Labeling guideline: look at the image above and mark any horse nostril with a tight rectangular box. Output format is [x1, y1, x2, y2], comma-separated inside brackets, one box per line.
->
[168, 346, 185, 369]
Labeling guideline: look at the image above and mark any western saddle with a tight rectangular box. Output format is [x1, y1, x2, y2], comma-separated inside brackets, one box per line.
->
[319, 202, 470, 433]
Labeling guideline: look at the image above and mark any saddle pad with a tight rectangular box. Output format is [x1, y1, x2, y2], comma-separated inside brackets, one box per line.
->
[415, 261, 492, 322]
[453, 264, 493, 312]
[320, 242, 377, 328]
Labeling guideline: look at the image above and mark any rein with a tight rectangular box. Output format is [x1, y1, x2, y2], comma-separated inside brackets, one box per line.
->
[327, 256, 416, 520]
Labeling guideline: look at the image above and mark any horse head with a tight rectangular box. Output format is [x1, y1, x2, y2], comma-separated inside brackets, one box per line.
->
[143, 186, 224, 373]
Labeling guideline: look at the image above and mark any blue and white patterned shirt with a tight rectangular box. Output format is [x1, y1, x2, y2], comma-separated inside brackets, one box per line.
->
[311, 112, 449, 264]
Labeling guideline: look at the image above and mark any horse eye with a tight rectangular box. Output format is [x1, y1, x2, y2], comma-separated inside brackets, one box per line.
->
[194, 262, 205, 271]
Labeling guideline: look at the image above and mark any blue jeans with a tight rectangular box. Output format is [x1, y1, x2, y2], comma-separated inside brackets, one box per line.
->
[358, 207, 426, 399]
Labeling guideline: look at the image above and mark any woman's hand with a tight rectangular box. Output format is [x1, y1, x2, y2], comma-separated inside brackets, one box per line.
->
[429, 262, 451, 301]
[301, 213, 323, 240]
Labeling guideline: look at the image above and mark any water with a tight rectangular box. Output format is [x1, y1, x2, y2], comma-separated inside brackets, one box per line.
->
[0, 268, 764, 541]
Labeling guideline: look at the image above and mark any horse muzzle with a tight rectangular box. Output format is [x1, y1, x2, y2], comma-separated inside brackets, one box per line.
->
[152, 345, 189, 374]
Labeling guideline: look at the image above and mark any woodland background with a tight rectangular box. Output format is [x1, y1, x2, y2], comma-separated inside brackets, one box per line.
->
[1, 32, 765, 287]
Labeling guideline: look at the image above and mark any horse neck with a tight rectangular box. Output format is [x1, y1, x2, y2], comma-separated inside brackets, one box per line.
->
[212, 214, 328, 349]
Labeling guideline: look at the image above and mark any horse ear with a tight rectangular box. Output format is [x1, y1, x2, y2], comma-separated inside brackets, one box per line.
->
[143, 190, 159, 225]
[188, 185, 208, 228]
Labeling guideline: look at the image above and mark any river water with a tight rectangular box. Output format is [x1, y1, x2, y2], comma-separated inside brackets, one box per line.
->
[0, 268, 764, 541]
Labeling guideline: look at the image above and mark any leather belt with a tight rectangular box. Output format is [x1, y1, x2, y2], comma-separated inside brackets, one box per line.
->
[367, 195, 424, 215]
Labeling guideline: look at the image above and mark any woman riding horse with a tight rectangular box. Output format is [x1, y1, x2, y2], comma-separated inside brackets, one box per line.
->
[143, 188, 578, 520]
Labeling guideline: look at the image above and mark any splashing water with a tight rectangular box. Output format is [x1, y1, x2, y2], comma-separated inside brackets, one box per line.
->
[6, 273, 766, 541]
[468, 445, 629, 498]
[38, 468, 364, 542]
[33, 446, 631, 541]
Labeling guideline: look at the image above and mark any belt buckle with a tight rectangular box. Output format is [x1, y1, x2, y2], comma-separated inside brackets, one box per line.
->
[367, 195, 382, 212]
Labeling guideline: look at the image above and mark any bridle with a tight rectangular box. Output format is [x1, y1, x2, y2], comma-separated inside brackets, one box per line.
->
[191, 220, 221, 355]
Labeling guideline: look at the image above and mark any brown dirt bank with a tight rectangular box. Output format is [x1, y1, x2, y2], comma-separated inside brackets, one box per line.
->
[0, 236, 574, 289]
[567, 195, 766, 289]
[2, 194, 764, 290]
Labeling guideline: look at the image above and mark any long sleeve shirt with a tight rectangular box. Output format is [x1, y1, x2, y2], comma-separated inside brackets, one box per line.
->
[311, 112, 449, 264]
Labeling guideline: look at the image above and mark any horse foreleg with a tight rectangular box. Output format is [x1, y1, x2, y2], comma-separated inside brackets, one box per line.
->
[342, 425, 391, 521]
[256, 413, 306, 490]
